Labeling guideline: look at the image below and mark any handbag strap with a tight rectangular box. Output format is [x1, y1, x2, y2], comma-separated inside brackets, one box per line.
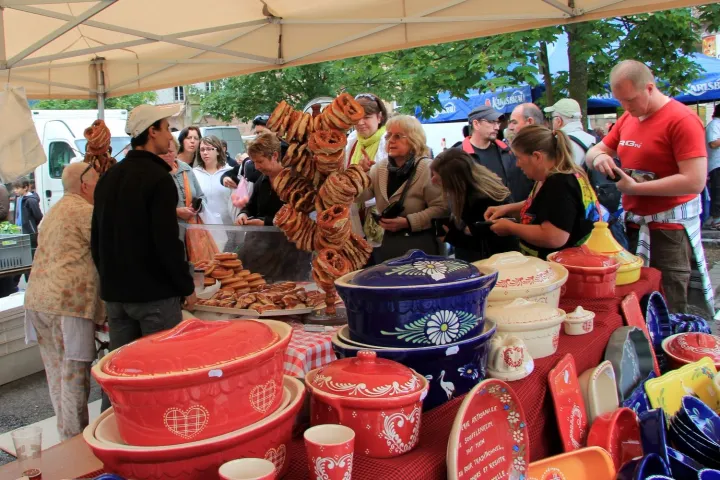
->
[181, 170, 201, 225]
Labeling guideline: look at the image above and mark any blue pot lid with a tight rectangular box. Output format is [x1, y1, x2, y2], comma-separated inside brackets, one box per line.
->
[350, 249, 480, 287]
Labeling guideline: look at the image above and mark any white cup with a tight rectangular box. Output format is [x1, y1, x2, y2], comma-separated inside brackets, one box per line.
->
[218, 458, 277, 480]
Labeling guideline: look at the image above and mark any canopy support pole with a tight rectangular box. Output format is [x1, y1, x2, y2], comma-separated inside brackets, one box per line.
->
[93, 58, 106, 120]
[0, 7, 6, 68]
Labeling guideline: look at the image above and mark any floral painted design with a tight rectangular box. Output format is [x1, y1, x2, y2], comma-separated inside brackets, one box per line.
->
[512, 429, 524, 443]
[385, 259, 466, 281]
[507, 411, 520, 424]
[380, 310, 479, 346]
[479, 384, 527, 477]
[458, 363, 479, 380]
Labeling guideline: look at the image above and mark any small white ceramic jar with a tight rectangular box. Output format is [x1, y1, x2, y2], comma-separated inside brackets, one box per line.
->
[564, 306, 595, 336]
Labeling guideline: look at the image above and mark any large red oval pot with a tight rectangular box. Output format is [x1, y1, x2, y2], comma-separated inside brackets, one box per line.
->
[547, 246, 620, 299]
[83, 376, 304, 480]
[306, 351, 429, 458]
[92, 318, 291, 446]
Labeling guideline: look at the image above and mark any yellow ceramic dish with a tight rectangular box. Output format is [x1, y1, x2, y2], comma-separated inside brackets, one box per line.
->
[582, 222, 642, 286]
[643, 357, 718, 419]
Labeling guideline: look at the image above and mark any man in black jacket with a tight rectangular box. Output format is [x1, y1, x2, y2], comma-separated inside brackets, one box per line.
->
[92, 104, 196, 410]
[453, 105, 533, 202]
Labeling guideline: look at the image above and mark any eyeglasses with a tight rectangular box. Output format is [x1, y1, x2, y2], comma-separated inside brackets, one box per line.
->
[80, 163, 94, 185]
[199, 147, 217, 153]
[384, 133, 408, 142]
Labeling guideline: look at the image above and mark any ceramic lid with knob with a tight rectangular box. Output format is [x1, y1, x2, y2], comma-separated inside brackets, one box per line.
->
[566, 306, 596, 322]
[102, 319, 278, 376]
[309, 351, 424, 398]
[664, 333, 720, 364]
[474, 251, 558, 289]
[549, 246, 619, 269]
[350, 249, 480, 287]
[485, 298, 566, 326]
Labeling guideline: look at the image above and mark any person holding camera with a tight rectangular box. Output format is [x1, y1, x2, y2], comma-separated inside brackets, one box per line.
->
[159, 137, 205, 223]
[430, 149, 518, 262]
[358, 115, 446, 263]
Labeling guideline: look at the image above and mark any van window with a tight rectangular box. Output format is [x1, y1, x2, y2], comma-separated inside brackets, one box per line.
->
[48, 142, 76, 179]
[201, 127, 246, 159]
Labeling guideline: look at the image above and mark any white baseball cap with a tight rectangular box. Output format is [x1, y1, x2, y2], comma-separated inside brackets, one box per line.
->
[125, 104, 182, 138]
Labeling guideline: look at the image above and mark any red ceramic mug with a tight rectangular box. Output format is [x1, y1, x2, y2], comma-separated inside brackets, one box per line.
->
[219, 458, 277, 480]
[304, 424, 355, 480]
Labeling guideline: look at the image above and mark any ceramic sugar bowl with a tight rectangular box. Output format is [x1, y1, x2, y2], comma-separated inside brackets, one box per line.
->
[487, 334, 534, 381]
[564, 306, 596, 335]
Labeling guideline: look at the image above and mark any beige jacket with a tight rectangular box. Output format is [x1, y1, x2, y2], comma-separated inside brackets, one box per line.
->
[358, 156, 447, 232]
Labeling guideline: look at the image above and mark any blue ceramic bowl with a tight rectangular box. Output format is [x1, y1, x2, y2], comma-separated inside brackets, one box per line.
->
[640, 408, 668, 465]
[622, 371, 655, 415]
[674, 412, 720, 450]
[671, 313, 712, 334]
[335, 250, 498, 348]
[700, 469, 720, 480]
[617, 454, 671, 480]
[680, 396, 720, 445]
[668, 447, 705, 479]
[669, 420, 720, 469]
[331, 321, 497, 411]
[94, 475, 126, 480]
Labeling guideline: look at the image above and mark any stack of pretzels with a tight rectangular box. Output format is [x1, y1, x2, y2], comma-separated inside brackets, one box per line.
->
[268, 93, 375, 314]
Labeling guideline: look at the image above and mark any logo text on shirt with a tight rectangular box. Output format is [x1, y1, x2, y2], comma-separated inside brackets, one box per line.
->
[619, 140, 642, 148]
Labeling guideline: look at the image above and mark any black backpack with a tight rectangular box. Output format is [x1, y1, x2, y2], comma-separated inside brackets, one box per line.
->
[567, 134, 622, 213]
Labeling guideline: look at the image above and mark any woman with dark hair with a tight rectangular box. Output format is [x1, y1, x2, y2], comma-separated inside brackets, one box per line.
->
[177, 126, 201, 166]
[430, 150, 517, 261]
[486, 125, 606, 259]
[193, 135, 232, 224]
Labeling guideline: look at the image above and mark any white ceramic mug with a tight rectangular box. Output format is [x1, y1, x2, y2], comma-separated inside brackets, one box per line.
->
[218, 458, 277, 480]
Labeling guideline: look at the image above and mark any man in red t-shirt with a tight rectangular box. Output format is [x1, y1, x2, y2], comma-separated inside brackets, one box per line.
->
[585, 60, 709, 314]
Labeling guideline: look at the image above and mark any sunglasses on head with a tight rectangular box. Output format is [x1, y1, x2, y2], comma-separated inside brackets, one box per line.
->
[80, 163, 94, 184]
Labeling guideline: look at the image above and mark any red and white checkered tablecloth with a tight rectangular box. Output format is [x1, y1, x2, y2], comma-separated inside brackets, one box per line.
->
[283, 321, 338, 377]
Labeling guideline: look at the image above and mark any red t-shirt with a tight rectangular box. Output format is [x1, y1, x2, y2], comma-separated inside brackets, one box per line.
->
[603, 100, 706, 223]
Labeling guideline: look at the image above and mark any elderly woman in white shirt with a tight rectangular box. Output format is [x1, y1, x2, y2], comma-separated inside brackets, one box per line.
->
[192, 135, 233, 224]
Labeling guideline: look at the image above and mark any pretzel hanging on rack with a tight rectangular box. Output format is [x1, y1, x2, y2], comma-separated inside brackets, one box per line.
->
[83, 119, 116, 175]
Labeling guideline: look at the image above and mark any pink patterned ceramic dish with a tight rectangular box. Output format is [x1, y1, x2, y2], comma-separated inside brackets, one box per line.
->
[93, 319, 291, 446]
[446, 379, 529, 480]
[662, 333, 720, 369]
[305, 351, 429, 458]
[474, 252, 568, 308]
[548, 354, 588, 452]
[83, 375, 304, 480]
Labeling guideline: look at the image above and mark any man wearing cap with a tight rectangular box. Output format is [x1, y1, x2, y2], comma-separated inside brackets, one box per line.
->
[545, 98, 597, 166]
[455, 105, 533, 202]
[252, 114, 270, 135]
[92, 105, 196, 410]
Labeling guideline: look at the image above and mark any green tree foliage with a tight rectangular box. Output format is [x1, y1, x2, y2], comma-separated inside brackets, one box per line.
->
[32, 91, 157, 111]
[197, 5, 717, 120]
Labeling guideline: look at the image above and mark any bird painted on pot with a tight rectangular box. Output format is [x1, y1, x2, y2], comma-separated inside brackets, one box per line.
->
[439, 370, 455, 400]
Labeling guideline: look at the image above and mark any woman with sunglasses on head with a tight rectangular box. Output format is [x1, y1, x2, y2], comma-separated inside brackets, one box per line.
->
[159, 137, 205, 223]
[486, 125, 606, 259]
[430, 149, 518, 262]
[193, 136, 233, 224]
[357, 115, 447, 263]
[345, 93, 389, 242]
[177, 126, 201, 166]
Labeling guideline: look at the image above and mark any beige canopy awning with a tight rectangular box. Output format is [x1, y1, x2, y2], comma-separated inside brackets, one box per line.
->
[0, 0, 709, 100]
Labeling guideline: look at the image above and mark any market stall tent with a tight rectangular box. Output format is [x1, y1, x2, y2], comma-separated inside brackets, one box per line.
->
[0, 0, 711, 104]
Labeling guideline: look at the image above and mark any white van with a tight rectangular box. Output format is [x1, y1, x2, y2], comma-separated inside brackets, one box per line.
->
[29, 109, 130, 211]
[199, 126, 246, 161]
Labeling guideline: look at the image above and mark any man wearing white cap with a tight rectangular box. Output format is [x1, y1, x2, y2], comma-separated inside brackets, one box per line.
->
[544, 98, 597, 166]
[91, 104, 196, 410]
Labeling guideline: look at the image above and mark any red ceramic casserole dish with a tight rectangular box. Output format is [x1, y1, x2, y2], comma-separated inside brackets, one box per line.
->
[306, 350, 429, 458]
[92, 318, 291, 446]
[661, 333, 720, 370]
[547, 246, 619, 299]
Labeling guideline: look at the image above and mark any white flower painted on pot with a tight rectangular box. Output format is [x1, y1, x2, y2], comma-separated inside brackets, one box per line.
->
[512, 457, 526, 471]
[412, 260, 449, 281]
[425, 311, 461, 345]
[512, 429, 524, 442]
[508, 411, 520, 424]
[500, 394, 512, 404]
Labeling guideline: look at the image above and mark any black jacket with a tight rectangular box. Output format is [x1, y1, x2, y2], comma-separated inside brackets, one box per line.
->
[91, 150, 194, 303]
[240, 175, 284, 226]
[15, 193, 43, 247]
[453, 138, 534, 203]
[221, 159, 261, 186]
[445, 193, 518, 262]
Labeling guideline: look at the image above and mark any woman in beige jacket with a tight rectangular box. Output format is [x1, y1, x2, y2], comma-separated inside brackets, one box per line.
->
[358, 115, 447, 263]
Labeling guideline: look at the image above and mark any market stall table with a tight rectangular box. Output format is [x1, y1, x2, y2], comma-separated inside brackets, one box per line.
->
[0, 268, 661, 479]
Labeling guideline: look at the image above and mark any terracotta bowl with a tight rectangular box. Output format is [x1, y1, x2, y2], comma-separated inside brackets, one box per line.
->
[83, 376, 304, 480]
[92, 319, 291, 446]
[586, 407, 643, 471]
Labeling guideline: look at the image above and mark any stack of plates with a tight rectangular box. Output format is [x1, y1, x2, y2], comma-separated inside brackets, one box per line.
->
[668, 396, 720, 470]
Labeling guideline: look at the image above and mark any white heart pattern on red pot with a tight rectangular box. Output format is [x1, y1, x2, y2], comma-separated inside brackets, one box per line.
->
[162, 404, 210, 439]
[265, 444, 287, 471]
[312, 453, 353, 480]
[250, 380, 277, 414]
[379, 406, 422, 455]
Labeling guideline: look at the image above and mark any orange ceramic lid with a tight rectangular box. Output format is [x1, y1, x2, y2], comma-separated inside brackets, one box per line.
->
[310, 351, 423, 398]
[550, 246, 619, 268]
[665, 333, 720, 363]
[102, 319, 278, 376]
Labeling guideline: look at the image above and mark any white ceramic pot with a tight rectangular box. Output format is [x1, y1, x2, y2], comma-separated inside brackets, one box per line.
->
[577, 361, 619, 423]
[485, 298, 565, 359]
[473, 252, 568, 308]
[564, 306, 595, 336]
[486, 334, 534, 381]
